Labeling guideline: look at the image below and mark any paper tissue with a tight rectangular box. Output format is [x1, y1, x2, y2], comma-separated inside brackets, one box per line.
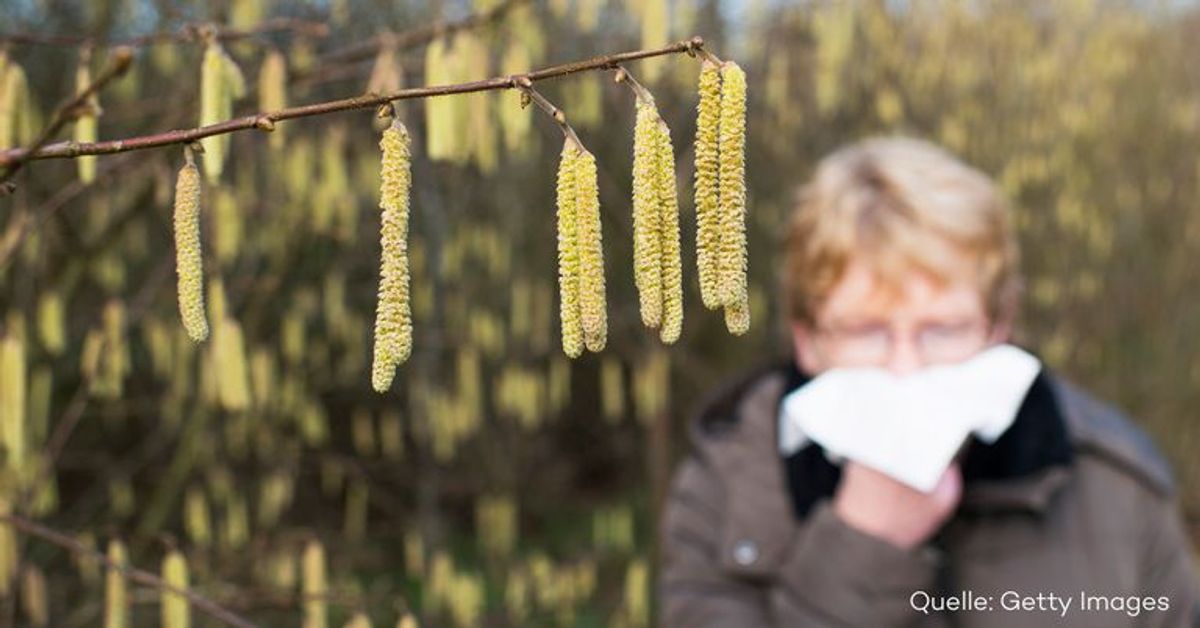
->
[778, 343, 1042, 492]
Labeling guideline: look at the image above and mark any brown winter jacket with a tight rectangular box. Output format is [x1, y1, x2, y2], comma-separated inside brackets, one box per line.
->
[659, 357, 1200, 627]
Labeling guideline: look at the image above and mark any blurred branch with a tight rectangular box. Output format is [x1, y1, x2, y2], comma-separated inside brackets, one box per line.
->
[0, 45, 134, 192]
[0, 36, 707, 167]
[310, 0, 527, 72]
[0, 18, 329, 48]
[0, 513, 258, 628]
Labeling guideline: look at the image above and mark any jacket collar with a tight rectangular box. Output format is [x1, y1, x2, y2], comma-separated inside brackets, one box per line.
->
[781, 351, 1076, 519]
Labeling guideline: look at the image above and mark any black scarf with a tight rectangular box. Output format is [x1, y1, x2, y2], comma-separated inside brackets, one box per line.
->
[780, 349, 1075, 519]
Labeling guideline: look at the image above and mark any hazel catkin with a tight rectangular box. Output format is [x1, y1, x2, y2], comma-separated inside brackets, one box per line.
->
[631, 100, 664, 329]
[104, 539, 128, 628]
[693, 60, 722, 310]
[717, 61, 749, 331]
[574, 147, 607, 353]
[161, 550, 190, 628]
[173, 151, 208, 342]
[371, 119, 414, 393]
[258, 49, 288, 150]
[75, 56, 98, 184]
[556, 140, 584, 358]
[654, 116, 683, 344]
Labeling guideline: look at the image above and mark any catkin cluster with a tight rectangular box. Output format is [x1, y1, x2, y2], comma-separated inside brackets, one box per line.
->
[371, 119, 414, 392]
[631, 98, 683, 344]
[173, 152, 208, 342]
[693, 60, 750, 335]
[199, 39, 246, 183]
[556, 139, 607, 357]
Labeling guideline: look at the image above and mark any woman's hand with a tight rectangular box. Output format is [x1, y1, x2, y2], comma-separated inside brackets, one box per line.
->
[832, 460, 962, 550]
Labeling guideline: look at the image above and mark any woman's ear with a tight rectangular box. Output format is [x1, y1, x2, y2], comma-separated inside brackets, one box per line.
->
[791, 321, 823, 374]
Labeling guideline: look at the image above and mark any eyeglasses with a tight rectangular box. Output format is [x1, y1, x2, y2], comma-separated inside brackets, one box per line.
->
[813, 318, 991, 366]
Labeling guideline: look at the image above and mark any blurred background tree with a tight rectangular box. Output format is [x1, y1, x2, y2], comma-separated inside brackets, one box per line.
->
[0, 0, 1197, 625]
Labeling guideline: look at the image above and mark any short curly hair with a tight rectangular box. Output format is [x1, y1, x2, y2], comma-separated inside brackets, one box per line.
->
[782, 136, 1022, 327]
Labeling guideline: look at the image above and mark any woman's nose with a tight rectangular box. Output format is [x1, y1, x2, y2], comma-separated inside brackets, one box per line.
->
[885, 334, 925, 377]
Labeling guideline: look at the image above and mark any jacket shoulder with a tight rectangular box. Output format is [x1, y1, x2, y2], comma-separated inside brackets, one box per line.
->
[1046, 370, 1176, 497]
[688, 361, 791, 441]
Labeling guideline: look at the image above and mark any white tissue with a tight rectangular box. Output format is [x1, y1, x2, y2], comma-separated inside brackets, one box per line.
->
[778, 343, 1042, 493]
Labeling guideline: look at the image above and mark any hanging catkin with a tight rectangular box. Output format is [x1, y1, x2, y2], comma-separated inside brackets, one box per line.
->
[75, 54, 98, 184]
[198, 40, 244, 183]
[693, 60, 722, 310]
[302, 539, 327, 628]
[0, 334, 25, 472]
[654, 117, 684, 344]
[717, 61, 748, 322]
[556, 140, 583, 358]
[725, 292, 750, 336]
[575, 147, 607, 353]
[161, 550, 190, 628]
[258, 49, 288, 150]
[173, 149, 208, 342]
[631, 99, 664, 329]
[104, 539, 128, 628]
[371, 118, 413, 393]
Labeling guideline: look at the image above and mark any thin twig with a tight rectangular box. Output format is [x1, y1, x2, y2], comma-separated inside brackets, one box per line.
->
[313, 0, 527, 71]
[0, 18, 329, 48]
[0, 45, 134, 191]
[514, 77, 584, 150]
[613, 65, 655, 105]
[0, 513, 258, 628]
[0, 37, 706, 167]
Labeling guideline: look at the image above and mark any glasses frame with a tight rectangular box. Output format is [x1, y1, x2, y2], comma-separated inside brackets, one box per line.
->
[811, 316, 995, 367]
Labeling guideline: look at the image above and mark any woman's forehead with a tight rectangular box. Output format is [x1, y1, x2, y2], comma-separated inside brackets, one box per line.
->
[819, 257, 985, 322]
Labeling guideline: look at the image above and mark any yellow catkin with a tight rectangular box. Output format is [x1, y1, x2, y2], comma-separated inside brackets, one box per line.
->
[0, 334, 25, 472]
[36, 290, 64, 355]
[199, 41, 244, 183]
[724, 291, 751, 336]
[498, 43, 533, 156]
[104, 539, 128, 628]
[258, 49, 288, 150]
[555, 141, 583, 358]
[654, 116, 684, 344]
[161, 550, 190, 628]
[184, 486, 210, 547]
[631, 100, 663, 329]
[216, 318, 251, 411]
[717, 61, 749, 313]
[0, 498, 14, 596]
[371, 119, 414, 393]
[575, 148, 607, 352]
[693, 61, 722, 309]
[75, 56, 98, 184]
[199, 41, 227, 182]
[302, 539, 328, 628]
[20, 564, 47, 626]
[173, 153, 208, 342]
[423, 37, 455, 161]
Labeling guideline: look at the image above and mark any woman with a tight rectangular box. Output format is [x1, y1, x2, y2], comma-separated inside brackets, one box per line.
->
[658, 136, 1199, 627]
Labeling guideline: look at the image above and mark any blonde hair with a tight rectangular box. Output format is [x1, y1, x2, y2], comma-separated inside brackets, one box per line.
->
[782, 136, 1022, 327]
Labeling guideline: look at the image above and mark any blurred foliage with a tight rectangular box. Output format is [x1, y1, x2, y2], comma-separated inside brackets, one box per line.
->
[0, 0, 1198, 625]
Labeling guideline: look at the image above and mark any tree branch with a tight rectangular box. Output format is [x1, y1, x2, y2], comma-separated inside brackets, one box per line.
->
[313, 0, 528, 70]
[0, 45, 134, 191]
[0, 37, 708, 168]
[0, 513, 258, 628]
[0, 18, 329, 48]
